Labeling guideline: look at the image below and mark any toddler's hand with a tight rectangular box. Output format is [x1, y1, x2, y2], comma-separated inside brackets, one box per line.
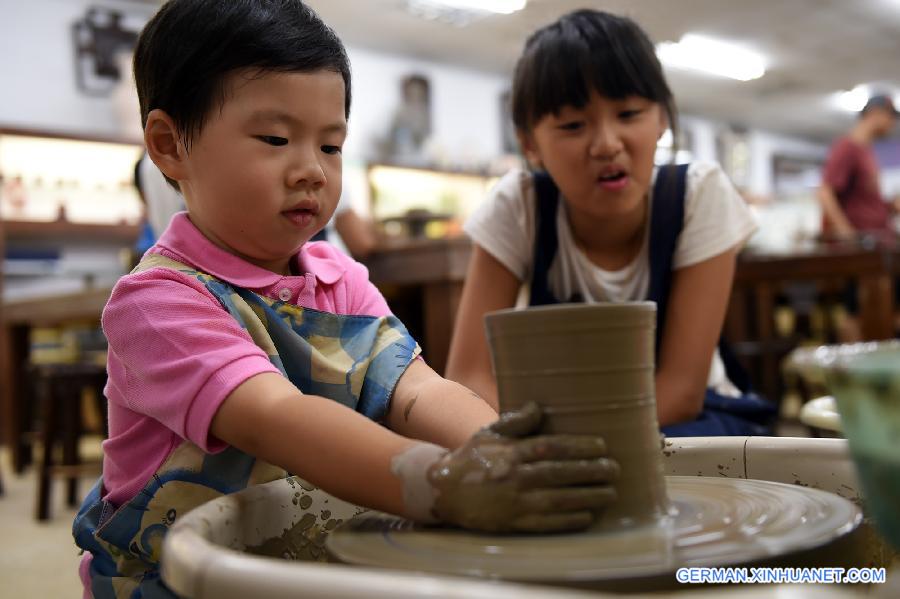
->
[392, 402, 619, 533]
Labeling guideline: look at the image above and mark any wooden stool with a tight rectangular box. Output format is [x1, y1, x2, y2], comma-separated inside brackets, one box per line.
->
[31, 362, 107, 520]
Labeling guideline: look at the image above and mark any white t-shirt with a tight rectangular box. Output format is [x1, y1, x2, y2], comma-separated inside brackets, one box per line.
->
[464, 161, 758, 395]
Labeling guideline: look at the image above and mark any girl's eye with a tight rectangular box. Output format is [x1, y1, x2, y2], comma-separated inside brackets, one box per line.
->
[257, 135, 288, 146]
[321, 145, 342, 155]
[619, 109, 643, 119]
[558, 121, 584, 131]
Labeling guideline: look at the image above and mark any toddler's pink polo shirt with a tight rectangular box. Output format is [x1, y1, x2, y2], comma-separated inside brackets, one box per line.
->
[99, 212, 393, 506]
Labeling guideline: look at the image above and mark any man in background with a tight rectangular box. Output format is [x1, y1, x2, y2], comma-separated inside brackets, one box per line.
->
[817, 94, 899, 340]
[818, 94, 899, 239]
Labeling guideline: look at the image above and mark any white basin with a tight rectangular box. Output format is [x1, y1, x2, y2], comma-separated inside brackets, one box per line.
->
[162, 436, 894, 598]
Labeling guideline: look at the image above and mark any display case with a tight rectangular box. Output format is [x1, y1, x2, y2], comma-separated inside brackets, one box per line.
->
[367, 163, 499, 239]
[0, 128, 143, 468]
[0, 128, 143, 302]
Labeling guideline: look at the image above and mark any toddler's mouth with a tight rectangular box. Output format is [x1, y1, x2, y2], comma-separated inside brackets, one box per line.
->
[282, 206, 317, 228]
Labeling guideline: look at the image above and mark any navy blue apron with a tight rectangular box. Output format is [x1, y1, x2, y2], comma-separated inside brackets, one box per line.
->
[528, 165, 775, 436]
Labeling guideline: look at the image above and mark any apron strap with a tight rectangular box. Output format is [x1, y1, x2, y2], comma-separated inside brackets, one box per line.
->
[528, 170, 562, 306]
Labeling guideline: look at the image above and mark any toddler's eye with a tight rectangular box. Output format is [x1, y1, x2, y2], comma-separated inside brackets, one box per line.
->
[619, 109, 643, 119]
[321, 145, 342, 155]
[257, 135, 288, 146]
[558, 121, 584, 131]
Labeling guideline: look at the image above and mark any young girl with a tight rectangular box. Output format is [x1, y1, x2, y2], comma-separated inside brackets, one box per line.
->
[446, 9, 774, 437]
[73, 2, 618, 597]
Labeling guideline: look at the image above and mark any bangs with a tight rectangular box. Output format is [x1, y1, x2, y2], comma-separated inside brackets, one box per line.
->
[512, 11, 672, 131]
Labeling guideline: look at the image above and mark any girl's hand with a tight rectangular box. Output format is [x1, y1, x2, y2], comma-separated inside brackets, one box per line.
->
[392, 402, 619, 533]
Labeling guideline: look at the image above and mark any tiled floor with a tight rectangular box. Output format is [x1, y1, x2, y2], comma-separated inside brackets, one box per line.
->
[0, 445, 97, 599]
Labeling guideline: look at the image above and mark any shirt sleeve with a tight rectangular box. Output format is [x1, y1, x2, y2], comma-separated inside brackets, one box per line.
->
[345, 259, 393, 317]
[463, 169, 534, 281]
[673, 162, 759, 270]
[102, 269, 282, 451]
[821, 138, 856, 195]
[314, 245, 392, 317]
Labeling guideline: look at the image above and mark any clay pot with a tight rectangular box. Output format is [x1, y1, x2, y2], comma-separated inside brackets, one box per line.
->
[485, 302, 668, 529]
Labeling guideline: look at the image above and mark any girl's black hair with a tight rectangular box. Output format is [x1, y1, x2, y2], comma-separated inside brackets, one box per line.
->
[134, 0, 351, 155]
[511, 10, 678, 147]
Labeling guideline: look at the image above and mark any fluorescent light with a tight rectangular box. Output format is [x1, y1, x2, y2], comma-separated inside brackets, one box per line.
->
[656, 34, 766, 81]
[416, 0, 526, 14]
[832, 84, 900, 113]
[834, 85, 870, 113]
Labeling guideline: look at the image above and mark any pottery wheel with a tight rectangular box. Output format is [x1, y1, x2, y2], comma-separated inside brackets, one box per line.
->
[326, 476, 861, 583]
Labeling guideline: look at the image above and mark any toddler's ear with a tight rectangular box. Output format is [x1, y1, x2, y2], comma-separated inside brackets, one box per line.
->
[145, 109, 188, 182]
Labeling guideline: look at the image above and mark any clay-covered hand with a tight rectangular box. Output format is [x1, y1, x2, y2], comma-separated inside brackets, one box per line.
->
[428, 402, 619, 533]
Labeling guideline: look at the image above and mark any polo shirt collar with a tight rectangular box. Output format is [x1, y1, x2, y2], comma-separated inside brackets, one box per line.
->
[153, 212, 345, 287]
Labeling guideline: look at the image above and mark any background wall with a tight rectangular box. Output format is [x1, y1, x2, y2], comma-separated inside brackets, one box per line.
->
[0, 1, 509, 161]
[13, 0, 895, 208]
[0, 0, 154, 140]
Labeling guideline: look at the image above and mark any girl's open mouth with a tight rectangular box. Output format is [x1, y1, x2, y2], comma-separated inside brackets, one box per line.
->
[597, 171, 629, 191]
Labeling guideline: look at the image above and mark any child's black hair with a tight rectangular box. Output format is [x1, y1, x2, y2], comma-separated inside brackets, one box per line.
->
[134, 0, 351, 155]
[511, 10, 678, 147]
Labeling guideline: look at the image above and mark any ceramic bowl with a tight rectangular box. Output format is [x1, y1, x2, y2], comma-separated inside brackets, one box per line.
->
[788, 341, 900, 551]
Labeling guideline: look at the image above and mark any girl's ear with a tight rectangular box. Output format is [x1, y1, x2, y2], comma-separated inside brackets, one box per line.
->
[144, 109, 188, 182]
[517, 130, 544, 170]
[657, 107, 670, 141]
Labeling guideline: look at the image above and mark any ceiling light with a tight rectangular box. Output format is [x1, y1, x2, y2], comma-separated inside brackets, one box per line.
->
[832, 85, 900, 113]
[423, 0, 526, 13]
[405, 0, 525, 26]
[834, 85, 870, 113]
[656, 34, 766, 81]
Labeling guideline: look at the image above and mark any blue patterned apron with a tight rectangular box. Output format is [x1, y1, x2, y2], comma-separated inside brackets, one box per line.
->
[73, 254, 420, 598]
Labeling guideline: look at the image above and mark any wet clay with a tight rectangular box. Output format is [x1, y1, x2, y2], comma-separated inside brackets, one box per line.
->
[244, 479, 365, 562]
[485, 302, 668, 529]
[428, 402, 617, 533]
[244, 511, 338, 562]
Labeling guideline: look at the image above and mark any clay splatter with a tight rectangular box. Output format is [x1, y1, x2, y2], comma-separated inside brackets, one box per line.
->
[243, 513, 338, 563]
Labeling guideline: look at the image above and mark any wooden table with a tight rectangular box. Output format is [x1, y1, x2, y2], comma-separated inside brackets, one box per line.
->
[366, 237, 472, 375]
[5, 240, 889, 471]
[0, 288, 112, 473]
[726, 240, 898, 403]
[367, 237, 898, 402]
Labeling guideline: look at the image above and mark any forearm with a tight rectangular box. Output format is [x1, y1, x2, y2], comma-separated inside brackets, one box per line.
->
[818, 186, 854, 235]
[445, 366, 500, 412]
[387, 361, 497, 448]
[212, 374, 417, 517]
[653, 251, 736, 427]
[654, 369, 705, 426]
[335, 211, 378, 260]
[444, 244, 519, 413]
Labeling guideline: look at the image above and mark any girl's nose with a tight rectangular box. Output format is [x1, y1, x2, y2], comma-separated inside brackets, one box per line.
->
[589, 123, 624, 160]
[287, 149, 326, 190]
